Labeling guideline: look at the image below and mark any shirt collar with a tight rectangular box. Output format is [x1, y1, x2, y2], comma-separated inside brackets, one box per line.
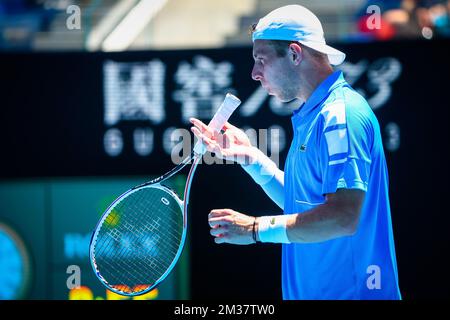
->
[293, 70, 346, 118]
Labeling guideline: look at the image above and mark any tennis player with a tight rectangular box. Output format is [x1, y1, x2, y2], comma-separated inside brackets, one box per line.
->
[190, 5, 401, 300]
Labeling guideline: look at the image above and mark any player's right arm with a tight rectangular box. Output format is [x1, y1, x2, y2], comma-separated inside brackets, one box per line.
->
[190, 118, 284, 209]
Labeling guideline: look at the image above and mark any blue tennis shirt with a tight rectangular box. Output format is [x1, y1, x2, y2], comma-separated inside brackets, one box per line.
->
[282, 70, 401, 300]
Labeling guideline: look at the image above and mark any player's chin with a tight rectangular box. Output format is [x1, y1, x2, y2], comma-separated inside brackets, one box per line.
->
[265, 89, 277, 98]
[262, 86, 295, 103]
[274, 92, 296, 103]
[267, 89, 286, 101]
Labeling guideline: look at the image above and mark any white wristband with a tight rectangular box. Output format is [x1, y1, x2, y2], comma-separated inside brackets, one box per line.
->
[241, 148, 278, 185]
[258, 215, 291, 244]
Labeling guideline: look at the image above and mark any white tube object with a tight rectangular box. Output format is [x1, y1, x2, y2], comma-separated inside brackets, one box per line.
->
[193, 93, 241, 155]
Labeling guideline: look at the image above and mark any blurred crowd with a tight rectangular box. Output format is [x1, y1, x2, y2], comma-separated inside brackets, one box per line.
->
[1, 0, 450, 50]
[357, 0, 450, 40]
[0, 0, 50, 14]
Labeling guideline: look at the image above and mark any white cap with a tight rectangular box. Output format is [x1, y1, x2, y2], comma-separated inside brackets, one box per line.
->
[252, 5, 346, 65]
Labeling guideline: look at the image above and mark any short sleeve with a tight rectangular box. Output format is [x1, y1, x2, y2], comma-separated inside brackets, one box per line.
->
[319, 99, 373, 195]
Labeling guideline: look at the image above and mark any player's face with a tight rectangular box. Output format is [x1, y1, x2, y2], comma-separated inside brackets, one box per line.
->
[251, 40, 298, 102]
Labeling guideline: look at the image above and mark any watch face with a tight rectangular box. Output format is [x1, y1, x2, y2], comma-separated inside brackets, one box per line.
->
[0, 222, 31, 300]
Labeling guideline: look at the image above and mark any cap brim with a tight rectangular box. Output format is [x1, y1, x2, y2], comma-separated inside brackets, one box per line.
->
[299, 41, 346, 65]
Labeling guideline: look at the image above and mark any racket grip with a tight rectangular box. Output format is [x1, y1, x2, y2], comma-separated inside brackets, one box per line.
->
[194, 93, 241, 155]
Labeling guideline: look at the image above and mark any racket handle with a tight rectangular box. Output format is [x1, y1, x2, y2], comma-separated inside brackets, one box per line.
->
[194, 93, 241, 155]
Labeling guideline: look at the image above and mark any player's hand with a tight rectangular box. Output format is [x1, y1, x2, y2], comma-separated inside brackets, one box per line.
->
[190, 118, 257, 165]
[208, 209, 256, 245]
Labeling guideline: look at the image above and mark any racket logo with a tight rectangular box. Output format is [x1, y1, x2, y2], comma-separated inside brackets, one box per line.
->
[161, 197, 170, 206]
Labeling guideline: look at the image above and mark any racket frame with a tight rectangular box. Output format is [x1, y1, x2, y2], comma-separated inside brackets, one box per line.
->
[89, 152, 200, 296]
[90, 93, 241, 296]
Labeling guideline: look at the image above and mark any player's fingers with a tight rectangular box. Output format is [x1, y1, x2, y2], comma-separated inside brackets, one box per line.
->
[191, 128, 222, 153]
[209, 209, 234, 217]
[217, 132, 230, 149]
[191, 127, 219, 148]
[208, 216, 233, 227]
[191, 120, 226, 151]
[210, 208, 234, 213]
[191, 127, 208, 144]
[222, 121, 238, 131]
[190, 126, 207, 140]
[190, 118, 214, 137]
[214, 235, 228, 244]
[210, 226, 227, 236]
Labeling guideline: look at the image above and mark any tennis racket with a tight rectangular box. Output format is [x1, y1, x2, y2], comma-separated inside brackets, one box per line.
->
[89, 93, 241, 296]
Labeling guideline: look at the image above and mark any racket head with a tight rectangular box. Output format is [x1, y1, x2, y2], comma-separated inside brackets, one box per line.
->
[89, 183, 187, 296]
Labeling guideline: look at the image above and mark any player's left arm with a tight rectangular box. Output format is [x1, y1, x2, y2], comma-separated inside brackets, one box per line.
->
[209, 188, 364, 244]
[275, 188, 365, 243]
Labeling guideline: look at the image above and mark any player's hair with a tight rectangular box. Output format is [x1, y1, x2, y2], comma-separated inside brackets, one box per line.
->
[249, 23, 328, 61]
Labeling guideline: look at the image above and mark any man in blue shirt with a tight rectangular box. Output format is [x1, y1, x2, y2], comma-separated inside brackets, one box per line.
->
[190, 5, 401, 300]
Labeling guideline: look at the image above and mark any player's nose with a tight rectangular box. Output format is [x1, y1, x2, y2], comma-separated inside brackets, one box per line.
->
[251, 64, 262, 81]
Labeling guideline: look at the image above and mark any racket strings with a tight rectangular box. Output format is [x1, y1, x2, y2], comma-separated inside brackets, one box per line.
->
[96, 221, 179, 289]
[96, 223, 180, 283]
[97, 202, 182, 264]
[92, 186, 184, 294]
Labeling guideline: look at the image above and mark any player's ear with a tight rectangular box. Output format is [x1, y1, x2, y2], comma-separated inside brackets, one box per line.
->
[288, 42, 303, 65]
